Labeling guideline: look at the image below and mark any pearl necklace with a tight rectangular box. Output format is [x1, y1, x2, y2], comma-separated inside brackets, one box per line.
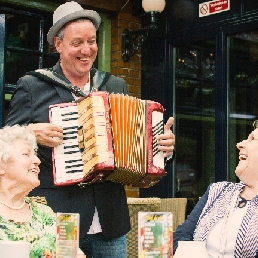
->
[0, 199, 26, 210]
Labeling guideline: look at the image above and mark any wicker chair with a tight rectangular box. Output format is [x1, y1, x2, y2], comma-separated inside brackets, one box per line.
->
[126, 197, 161, 258]
[160, 198, 187, 231]
[126, 197, 187, 258]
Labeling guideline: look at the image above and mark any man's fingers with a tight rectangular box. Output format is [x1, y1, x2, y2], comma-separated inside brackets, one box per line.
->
[27, 123, 63, 147]
[164, 117, 174, 132]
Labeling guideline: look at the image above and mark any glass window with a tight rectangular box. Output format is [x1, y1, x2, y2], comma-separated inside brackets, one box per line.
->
[5, 53, 40, 85]
[5, 13, 42, 86]
[228, 30, 258, 181]
[175, 40, 215, 200]
[6, 14, 40, 51]
[2, 10, 59, 123]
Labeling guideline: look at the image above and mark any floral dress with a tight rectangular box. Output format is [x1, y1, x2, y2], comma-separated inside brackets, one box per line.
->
[0, 197, 56, 258]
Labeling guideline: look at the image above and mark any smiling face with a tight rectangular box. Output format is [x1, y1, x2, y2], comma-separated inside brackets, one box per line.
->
[54, 19, 98, 86]
[0, 140, 41, 191]
[235, 128, 258, 184]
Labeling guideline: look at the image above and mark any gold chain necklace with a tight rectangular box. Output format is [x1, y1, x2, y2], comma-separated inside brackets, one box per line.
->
[0, 199, 26, 210]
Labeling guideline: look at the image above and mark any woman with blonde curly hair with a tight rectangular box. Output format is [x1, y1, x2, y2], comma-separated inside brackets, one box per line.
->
[0, 125, 85, 257]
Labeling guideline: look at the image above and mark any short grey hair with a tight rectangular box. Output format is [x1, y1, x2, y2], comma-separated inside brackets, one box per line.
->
[56, 18, 95, 41]
[0, 125, 37, 163]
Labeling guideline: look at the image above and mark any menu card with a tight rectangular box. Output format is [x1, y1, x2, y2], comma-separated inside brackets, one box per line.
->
[56, 213, 80, 258]
[138, 212, 173, 258]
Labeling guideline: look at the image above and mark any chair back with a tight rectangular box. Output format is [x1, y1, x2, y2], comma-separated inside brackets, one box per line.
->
[126, 197, 161, 258]
[160, 198, 187, 231]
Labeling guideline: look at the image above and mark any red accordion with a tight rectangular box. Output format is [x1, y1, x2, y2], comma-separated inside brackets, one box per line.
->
[49, 91, 165, 187]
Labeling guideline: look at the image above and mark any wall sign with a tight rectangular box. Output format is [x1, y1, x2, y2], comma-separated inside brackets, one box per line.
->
[199, 0, 230, 17]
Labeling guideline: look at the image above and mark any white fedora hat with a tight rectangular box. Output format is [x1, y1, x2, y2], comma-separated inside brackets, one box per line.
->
[47, 1, 101, 45]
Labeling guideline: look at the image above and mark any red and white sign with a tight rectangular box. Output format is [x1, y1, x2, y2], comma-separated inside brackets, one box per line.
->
[199, 0, 230, 17]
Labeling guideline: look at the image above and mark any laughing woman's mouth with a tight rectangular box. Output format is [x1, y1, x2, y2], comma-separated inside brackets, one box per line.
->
[239, 154, 247, 161]
[29, 168, 40, 174]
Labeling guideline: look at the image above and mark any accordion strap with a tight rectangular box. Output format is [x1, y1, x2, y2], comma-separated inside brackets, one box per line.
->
[90, 68, 111, 92]
[26, 68, 86, 97]
[26, 68, 111, 97]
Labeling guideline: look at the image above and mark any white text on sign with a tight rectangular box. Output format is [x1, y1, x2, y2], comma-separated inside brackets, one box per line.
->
[199, 0, 230, 17]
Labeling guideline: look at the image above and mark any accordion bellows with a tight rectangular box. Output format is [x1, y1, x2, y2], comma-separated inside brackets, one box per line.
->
[49, 91, 165, 187]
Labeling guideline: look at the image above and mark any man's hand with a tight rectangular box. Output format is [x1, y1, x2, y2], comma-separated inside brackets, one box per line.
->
[26, 123, 63, 147]
[156, 117, 175, 158]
